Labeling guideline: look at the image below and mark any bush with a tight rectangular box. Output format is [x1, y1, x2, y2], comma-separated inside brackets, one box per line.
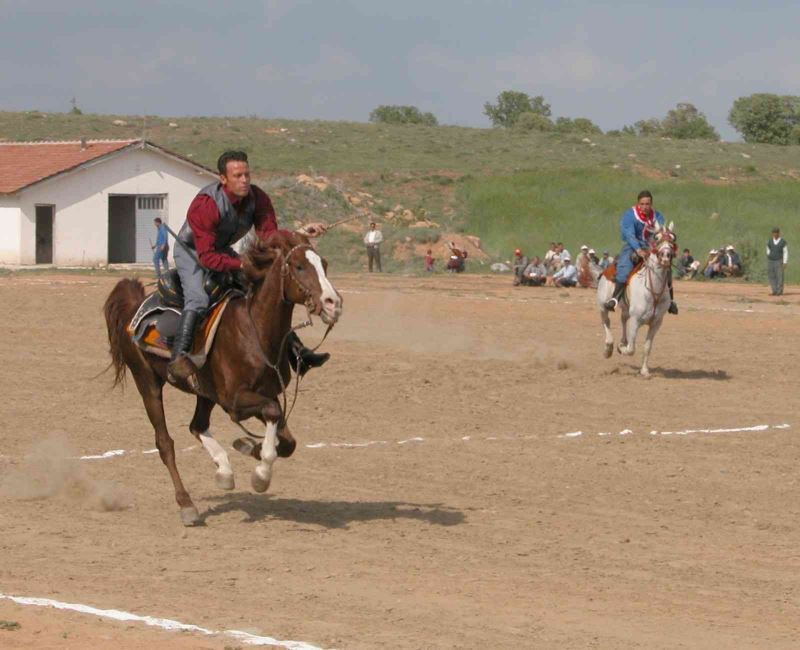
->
[514, 112, 554, 132]
[369, 105, 438, 126]
[554, 117, 602, 135]
[484, 91, 551, 128]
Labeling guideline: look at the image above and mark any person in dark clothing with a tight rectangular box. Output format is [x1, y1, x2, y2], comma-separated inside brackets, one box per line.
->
[767, 227, 788, 296]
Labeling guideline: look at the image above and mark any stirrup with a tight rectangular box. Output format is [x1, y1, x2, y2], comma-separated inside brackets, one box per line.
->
[604, 298, 618, 312]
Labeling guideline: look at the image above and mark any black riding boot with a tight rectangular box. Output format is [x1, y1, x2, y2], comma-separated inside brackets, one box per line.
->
[604, 281, 626, 311]
[668, 280, 678, 315]
[287, 331, 330, 376]
[167, 310, 200, 381]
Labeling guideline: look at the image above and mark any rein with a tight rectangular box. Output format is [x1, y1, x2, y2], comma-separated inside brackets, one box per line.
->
[235, 243, 334, 439]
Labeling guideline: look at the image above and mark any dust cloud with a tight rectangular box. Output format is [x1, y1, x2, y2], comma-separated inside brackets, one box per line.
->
[304, 292, 578, 368]
[0, 434, 131, 512]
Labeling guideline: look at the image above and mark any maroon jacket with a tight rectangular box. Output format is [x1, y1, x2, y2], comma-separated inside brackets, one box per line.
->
[186, 185, 277, 271]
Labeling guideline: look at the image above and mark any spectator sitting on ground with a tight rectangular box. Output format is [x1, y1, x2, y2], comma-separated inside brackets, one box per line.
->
[703, 248, 722, 279]
[550, 256, 578, 287]
[521, 256, 547, 286]
[511, 248, 529, 286]
[676, 248, 695, 279]
[588, 248, 600, 266]
[587, 248, 603, 286]
[720, 245, 742, 277]
[446, 241, 467, 273]
[599, 250, 611, 270]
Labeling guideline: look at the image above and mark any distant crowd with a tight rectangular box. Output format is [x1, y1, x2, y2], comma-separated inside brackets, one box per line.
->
[511, 242, 611, 288]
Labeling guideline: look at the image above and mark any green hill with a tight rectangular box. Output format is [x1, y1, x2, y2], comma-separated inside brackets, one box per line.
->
[2, 110, 798, 280]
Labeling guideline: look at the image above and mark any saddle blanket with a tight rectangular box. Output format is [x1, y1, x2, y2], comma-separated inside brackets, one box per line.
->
[127, 291, 240, 363]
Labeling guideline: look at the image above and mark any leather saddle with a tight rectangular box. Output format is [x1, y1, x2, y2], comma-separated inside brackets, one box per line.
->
[127, 271, 244, 361]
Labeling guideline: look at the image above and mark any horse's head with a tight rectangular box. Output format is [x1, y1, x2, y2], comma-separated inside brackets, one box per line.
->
[243, 230, 343, 324]
[652, 221, 676, 268]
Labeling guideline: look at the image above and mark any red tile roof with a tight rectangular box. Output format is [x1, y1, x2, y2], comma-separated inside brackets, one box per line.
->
[0, 139, 139, 194]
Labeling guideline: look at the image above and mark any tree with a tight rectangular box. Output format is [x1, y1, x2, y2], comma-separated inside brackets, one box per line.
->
[554, 117, 603, 135]
[661, 103, 719, 140]
[632, 118, 663, 137]
[513, 112, 553, 132]
[369, 105, 438, 126]
[484, 91, 551, 128]
[728, 93, 800, 144]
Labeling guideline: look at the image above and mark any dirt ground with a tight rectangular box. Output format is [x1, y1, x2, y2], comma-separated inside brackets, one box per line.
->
[1, 271, 799, 649]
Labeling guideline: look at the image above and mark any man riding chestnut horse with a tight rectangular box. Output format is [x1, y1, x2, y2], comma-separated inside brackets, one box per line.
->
[104, 150, 342, 526]
[169, 150, 330, 382]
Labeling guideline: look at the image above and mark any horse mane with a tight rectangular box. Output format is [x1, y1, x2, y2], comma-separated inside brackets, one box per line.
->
[243, 230, 310, 280]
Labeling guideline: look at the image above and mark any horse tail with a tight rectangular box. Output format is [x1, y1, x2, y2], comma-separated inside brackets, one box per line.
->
[102, 278, 144, 388]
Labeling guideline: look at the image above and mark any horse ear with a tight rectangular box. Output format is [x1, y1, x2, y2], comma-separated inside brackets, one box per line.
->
[654, 222, 662, 232]
[668, 221, 674, 231]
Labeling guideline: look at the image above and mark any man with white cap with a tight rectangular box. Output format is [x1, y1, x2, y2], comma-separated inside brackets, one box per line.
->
[551, 255, 578, 287]
[703, 248, 722, 279]
[720, 245, 742, 277]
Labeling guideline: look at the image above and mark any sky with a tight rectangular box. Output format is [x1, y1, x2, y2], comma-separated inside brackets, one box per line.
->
[2, 1, 799, 141]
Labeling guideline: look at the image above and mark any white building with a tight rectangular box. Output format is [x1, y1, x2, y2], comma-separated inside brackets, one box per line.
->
[0, 139, 217, 266]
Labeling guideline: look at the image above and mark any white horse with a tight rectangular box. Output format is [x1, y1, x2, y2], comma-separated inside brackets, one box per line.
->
[597, 222, 676, 377]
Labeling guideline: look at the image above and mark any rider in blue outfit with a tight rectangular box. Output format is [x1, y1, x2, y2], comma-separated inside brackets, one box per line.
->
[604, 190, 678, 314]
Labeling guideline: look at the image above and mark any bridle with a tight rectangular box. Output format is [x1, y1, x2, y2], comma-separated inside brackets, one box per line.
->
[237, 242, 334, 438]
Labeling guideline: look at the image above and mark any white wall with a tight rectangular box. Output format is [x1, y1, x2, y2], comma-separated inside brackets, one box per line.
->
[0, 198, 21, 265]
[18, 147, 215, 265]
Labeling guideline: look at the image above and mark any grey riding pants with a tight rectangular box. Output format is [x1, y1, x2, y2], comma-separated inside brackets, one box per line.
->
[174, 245, 209, 313]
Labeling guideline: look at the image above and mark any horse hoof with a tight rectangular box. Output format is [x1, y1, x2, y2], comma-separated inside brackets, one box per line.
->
[180, 506, 200, 527]
[604, 344, 613, 358]
[251, 468, 271, 493]
[215, 471, 235, 491]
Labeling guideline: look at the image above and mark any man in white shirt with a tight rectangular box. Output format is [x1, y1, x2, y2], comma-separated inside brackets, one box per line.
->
[767, 227, 788, 296]
[550, 256, 578, 287]
[363, 221, 384, 272]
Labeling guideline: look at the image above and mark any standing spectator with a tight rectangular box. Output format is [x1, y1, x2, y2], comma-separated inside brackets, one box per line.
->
[511, 248, 529, 285]
[424, 249, 435, 272]
[521, 256, 547, 286]
[152, 217, 170, 278]
[599, 250, 611, 270]
[720, 245, 742, 277]
[550, 256, 578, 287]
[576, 246, 592, 288]
[558, 242, 572, 264]
[767, 227, 788, 296]
[676, 248, 695, 279]
[363, 221, 383, 272]
[543, 242, 558, 268]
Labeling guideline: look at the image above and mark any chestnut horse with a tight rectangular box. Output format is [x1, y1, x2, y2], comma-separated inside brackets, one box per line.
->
[103, 230, 342, 525]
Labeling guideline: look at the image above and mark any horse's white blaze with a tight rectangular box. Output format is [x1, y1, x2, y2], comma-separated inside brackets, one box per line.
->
[199, 431, 233, 477]
[305, 250, 341, 319]
[254, 421, 279, 486]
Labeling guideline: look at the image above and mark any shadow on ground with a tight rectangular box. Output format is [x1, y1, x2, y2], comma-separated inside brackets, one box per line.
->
[199, 493, 466, 528]
[650, 367, 731, 380]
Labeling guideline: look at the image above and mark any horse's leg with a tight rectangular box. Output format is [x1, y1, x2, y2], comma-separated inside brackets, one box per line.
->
[620, 314, 640, 357]
[277, 422, 296, 458]
[132, 371, 199, 526]
[600, 308, 614, 358]
[252, 399, 282, 494]
[640, 317, 664, 378]
[617, 310, 629, 353]
[190, 396, 234, 491]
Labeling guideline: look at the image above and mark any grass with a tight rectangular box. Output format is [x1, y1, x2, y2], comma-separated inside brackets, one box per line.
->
[458, 169, 799, 282]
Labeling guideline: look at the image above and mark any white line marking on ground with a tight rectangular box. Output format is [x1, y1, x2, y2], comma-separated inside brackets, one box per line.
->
[0, 593, 322, 649]
[79, 449, 126, 460]
[5, 422, 790, 463]
[558, 423, 791, 439]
